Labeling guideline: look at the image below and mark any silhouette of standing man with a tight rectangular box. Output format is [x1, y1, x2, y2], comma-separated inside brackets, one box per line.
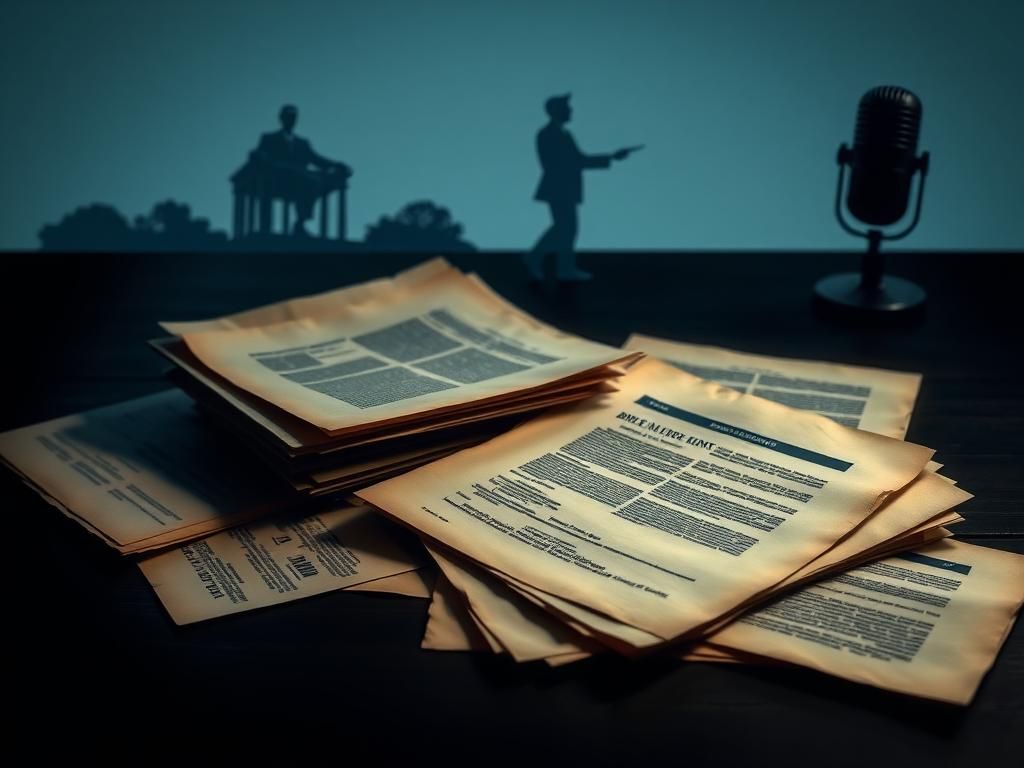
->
[256, 105, 351, 236]
[524, 94, 638, 282]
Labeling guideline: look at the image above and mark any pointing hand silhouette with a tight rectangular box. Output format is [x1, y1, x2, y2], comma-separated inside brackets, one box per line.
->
[613, 144, 644, 161]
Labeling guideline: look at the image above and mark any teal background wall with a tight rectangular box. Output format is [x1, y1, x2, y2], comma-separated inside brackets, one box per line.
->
[2, 0, 1021, 250]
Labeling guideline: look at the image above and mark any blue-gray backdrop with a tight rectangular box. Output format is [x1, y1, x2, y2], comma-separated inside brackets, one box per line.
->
[2, 0, 1021, 250]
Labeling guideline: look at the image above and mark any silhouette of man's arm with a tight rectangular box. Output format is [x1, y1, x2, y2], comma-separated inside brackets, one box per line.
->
[567, 133, 611, 169]
[612, 145, 643, 160]
[305, 140, 351, 175]
[305, 142, 333, 169]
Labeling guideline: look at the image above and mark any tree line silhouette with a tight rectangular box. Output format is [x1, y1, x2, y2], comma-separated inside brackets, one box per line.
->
[38, 198, 475, 253]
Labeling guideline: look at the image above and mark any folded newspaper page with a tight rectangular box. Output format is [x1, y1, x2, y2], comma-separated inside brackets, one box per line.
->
[180, 268, 636, 433]
[624, 335, 921, 439]
[708, 539, 1024, 705]
[0, 390, 299, 553]
[138, 503, 425, 624]
[359, 358, 934, 642]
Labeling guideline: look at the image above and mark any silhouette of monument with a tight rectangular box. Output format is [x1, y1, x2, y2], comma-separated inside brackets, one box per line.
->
[364, 201, 476, 252]
[39, 200, 227, 251]
[37, 105, 477, 253]
[524, 93, 639, 282]
[232, 104, 352, 240]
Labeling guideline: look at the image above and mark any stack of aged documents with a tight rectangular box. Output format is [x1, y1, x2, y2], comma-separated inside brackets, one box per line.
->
[0, 259, 634, 622]
[359, 340, 1024, 705]
[0, 387, 433, 619]
[2, 260, 1021, 703]
[151, 258, 636, 498]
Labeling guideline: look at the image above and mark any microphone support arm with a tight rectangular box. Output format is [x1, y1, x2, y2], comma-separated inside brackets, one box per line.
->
[833, 145, 930, 294]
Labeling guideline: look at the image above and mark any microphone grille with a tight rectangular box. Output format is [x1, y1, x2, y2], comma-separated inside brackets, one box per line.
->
[854, 85, 922, 153]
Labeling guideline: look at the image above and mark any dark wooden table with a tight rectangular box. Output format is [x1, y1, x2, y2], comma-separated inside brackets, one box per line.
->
[4, 251, 1023, 761]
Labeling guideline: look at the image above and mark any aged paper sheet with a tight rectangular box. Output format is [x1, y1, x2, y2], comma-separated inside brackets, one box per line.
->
[775, 473, 966, 585]
[420, 523, 957, 664]
[428, 545, 597, 662]
[479, 469, 967, 656]
[438, 496, 965, 657]
[360, 358, 933, 642]
[625, 335, 921, 439]
[0, 390, 297, 552]
[709, 539, 1024, 705]
[154, 335, 612, 454]
[419, 514, 957, 660]
[138, 504, 424, 624]
[182, 269, 635, 433]
[422, 574, 493, 652]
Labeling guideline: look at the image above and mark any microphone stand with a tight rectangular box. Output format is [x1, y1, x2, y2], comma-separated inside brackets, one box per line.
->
[861, 229, 884, 293]
[815, 145, 929, 313]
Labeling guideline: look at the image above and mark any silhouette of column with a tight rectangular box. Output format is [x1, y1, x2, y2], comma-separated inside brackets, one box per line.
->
[233, 190, 244, 238]
[319, 193, 328, 238]
[337, 180, 348, 241]
[248, 195, 258, 236]
[259, 195, 271, 236]
[283, 200, 292, 236]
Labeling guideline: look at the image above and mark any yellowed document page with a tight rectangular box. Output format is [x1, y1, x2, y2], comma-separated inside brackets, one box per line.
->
[153, 337, 334, 450]
[500, 475, 966, 656]
[481, 507, 957, 657]
[0, 390, 297, 550]
[738, 471, 970, 602]
[360, 358, 933, 642]
[708, 539, 1024, 704]
[684, 525, 957, 664]
[156, 336, 613, 454]
[419, 523, 957, 662]
[526, 513, 961, 660]
[422, 574, 493, 652]
[624, 335, 921, 439]
[138, 504, 424, 624]
[183, 273, 635, 433]
[428, 545, 595, 662]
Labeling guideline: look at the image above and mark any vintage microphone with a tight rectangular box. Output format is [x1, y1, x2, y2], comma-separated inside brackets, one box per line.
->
[815, 86, 930, 312]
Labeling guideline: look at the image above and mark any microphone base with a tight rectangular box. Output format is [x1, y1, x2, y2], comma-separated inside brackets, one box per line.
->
[814, 273, 926, 314]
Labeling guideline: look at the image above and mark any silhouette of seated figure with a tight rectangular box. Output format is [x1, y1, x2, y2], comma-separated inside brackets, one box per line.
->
[232, 104, 352, 238]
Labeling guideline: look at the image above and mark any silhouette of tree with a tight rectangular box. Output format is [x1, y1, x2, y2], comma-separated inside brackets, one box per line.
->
[39, 204, 136, 251]
[39, 199, 228, 251]
[39, 198, 475, 253]
[364, 200, 476, 252]
[133, 200, 228, 250]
